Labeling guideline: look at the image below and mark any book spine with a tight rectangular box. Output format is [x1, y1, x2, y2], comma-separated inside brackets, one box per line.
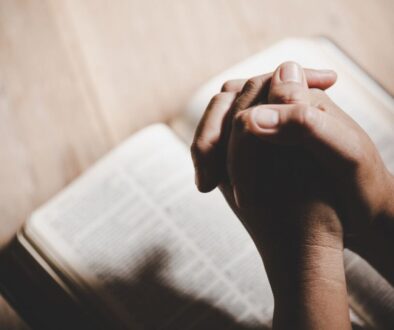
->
[0, 237, 103, 330]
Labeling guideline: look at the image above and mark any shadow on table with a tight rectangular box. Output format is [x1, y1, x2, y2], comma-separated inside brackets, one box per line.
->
[104, 247, 269, 330]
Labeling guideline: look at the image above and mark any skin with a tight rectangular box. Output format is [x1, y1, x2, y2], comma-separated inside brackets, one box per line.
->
[191, 62, 394, 329]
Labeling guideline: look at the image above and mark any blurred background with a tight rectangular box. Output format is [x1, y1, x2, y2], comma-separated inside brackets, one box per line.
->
[0, 0, 393, 328]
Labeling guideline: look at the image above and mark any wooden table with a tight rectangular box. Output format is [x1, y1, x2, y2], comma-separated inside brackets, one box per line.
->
[1, 0, 393, 328]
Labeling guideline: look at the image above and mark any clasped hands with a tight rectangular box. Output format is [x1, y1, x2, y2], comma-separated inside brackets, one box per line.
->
[191, 61, 394, 329]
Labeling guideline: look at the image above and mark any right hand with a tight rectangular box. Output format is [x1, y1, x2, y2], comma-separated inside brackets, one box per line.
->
[191, 62, 394, 244]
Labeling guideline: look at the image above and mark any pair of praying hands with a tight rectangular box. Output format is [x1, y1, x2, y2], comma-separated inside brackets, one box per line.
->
[191, 62, 394, 329]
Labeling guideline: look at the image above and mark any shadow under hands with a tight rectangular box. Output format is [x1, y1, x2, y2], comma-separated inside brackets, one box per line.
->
[103, 247, 270, 330]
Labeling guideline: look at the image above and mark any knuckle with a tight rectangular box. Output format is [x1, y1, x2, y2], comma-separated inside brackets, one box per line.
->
[292, 105, 308, 124]
[291, 106, 326, 142]
[243, 77, 260, 93]
[291, 105, 316, 129]
[221, 80, 236, 92]
[302, 107, 319, 130]
[190, 142, 199, 159]
[270, 85, 307, 104]
[190, 138, 212, 158]
[209, 92, 234, 107]
[190, 140, 203, 159]
[281, 89, 307, 104]
[210, 92, 225, 105]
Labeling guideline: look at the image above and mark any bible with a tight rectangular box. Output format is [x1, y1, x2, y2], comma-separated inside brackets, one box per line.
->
[1, 38, 393, 330]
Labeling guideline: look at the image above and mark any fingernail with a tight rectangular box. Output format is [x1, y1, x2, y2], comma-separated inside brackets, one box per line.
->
[253, 108, 279, 129]
[280, 62, 302, 83]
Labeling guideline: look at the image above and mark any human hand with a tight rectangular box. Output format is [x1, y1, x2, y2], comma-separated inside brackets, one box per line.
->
[191, 62, 353, 329]
[191, 62, 394, 245]
[192, 63, 342, 246]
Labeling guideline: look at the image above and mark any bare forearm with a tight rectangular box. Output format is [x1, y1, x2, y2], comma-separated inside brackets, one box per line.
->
[250, 204, 351, 330]
[349, 173, 394, 285]
[266, 245, 350, 330]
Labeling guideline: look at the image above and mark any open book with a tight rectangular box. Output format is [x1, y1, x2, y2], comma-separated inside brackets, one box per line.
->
[1, 38, 393, 330]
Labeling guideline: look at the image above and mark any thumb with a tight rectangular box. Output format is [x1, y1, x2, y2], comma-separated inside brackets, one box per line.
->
[268, 61, 310, 105]
[236, 103, 360, 167]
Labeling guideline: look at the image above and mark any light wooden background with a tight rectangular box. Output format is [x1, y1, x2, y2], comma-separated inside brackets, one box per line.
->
[1, 0, 393, 328]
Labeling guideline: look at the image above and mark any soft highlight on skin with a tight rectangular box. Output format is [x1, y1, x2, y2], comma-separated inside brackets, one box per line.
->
[191, 61, 394, 329]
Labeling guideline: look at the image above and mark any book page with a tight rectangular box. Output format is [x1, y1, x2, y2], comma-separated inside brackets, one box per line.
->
[25, 38, 394, 329]
[26, 124, 273, 329]
[171, 37, 394, 328]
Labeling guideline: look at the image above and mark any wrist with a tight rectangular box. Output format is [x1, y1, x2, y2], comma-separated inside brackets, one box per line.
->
[263, 243, 350, 330]
[262, 240, 345, 299]
[247, 202, 350, 328]
[250, 201, 345, 292]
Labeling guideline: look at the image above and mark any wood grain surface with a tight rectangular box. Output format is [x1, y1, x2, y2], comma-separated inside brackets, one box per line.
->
[1, 0, 393, 328]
